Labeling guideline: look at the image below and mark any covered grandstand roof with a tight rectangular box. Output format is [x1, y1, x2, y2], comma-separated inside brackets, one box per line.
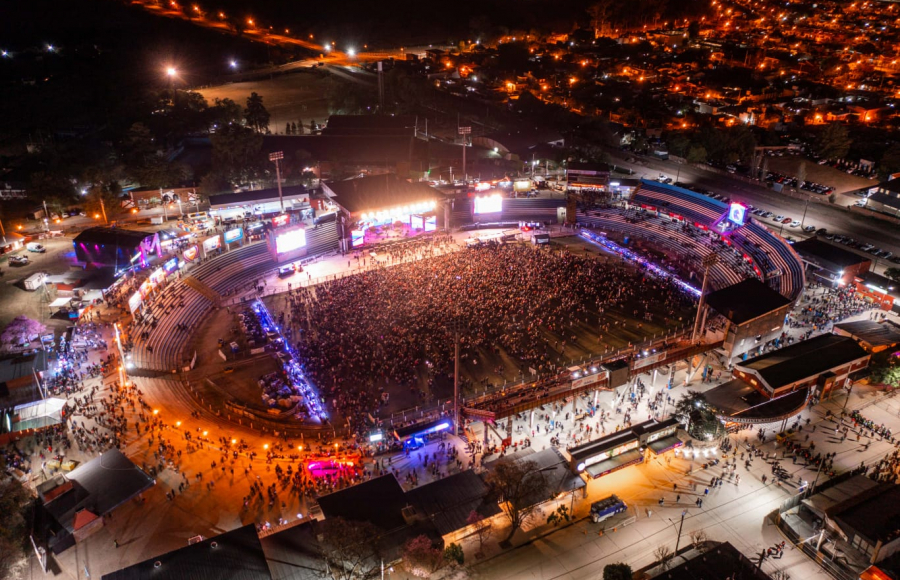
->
[705, 278, 792, 324]
[322, 174, 441, 214]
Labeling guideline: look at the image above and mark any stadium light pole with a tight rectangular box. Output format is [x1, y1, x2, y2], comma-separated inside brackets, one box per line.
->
[459, 126, 471, 184]
[447, 317, 466, 437]
[269, 151, 285, 213]
[691, 253, 717, 343]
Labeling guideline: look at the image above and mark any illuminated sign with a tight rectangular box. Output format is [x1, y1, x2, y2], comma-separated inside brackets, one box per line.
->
[224, 228, 243, 244]
[202, 236, 221, 252]
[272, 214, 290, 228]
[728, 203, 746, 226]
[163, 257, 179, 273]
[275, 227, 307, 254]
[351, 230, 365, 247]
[474, 194, 503, 214]
[474, 182, 491, 191]
[128, 292, 142, 314]
[183, 245, 199, 261]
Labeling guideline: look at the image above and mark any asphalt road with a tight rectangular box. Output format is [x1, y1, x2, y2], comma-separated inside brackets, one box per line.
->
[607, 151, 900, 262]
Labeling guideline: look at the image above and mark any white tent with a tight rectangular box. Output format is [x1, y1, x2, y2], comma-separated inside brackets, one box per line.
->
[11, 398, 67, 431]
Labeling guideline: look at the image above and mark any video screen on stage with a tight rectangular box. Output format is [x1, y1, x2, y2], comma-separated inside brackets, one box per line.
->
[728, 203, 747, 226]
[425, 216, 437, 232]
[474, 195, 503, 214]
[351, 229, 365, 247]
[275, 227, 307, 254]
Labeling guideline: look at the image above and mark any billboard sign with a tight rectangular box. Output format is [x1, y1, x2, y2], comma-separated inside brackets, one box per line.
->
[272, 214, 290, 228]
[163, 257, 179, 273]
[224, 228, 243, 244]
[202, 235, 221, 252]
[728, 203, 747, 226]
[183, 245, 199, 261]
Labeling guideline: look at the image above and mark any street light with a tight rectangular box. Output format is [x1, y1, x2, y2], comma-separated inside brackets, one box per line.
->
[229, 59, 237, 69]
[166, 66, 177, 77]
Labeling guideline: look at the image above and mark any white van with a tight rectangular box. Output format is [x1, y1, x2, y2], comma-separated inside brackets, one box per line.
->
[26, 243, 46, 253]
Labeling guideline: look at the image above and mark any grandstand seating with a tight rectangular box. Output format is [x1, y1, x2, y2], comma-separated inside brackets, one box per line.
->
[631, 180, 728, 227]
[575, 209, 753, 291]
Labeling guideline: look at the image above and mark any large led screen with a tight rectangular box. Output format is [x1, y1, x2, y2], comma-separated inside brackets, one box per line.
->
[728, 203, 747, 226]
[474, 195, 503, 214]
[275, 227, 307, 254]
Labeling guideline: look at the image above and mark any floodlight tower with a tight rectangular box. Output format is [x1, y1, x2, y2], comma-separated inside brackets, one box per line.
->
[691, 253, 718, 342]
[269, 151, 285, 213]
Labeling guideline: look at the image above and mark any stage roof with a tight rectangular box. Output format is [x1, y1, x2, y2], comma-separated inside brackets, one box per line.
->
[705, 278, 792, 324]
[322, 174, 441, 214]
[73, 228, 154, 249]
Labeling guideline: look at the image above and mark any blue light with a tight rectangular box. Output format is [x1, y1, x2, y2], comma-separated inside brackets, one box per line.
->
[579, 230, 701, 298]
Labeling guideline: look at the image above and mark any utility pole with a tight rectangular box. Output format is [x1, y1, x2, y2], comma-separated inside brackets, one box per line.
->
[674, 510, 687, 554]
[692, 254, 718, 342]
[270, 151, 285, 213]
[800, 196, 810, 229]
[459, 126, 471, 184]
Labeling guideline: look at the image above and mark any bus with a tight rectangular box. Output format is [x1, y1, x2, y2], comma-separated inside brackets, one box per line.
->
[590, 495, 627, 523]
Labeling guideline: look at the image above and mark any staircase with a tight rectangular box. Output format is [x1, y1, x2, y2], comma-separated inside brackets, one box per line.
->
[183, 276, 222, 307]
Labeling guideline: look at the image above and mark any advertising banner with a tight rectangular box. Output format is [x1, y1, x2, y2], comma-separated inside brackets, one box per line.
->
[183, 245, 199, 261]
[571, 371, 608, 389]
[224, 228, 243, 244]
[632, 351, 666, 370]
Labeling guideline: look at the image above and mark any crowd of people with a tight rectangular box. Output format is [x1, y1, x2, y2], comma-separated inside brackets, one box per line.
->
[279, 241, 694, 435]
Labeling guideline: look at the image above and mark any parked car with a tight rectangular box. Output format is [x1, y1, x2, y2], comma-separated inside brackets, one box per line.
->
[803, 225, 816, 232]
[774, 215, 785, 222]
[789, 220, 801, 228]
[277, 264, 296, 278]
[26, 243, 46, 253]
[781, 217, 793, 224]
[8, 256, 29, 266]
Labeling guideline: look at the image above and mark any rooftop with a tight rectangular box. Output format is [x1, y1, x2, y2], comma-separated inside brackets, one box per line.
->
[73, 228, 155, 249]
[792, 238, 871, 270]
[645, 542, 772, 580]
[834, 320, 900, 348]
[101, 524, 270, 580]
[829, 483, 900, 545]
[208, 186, 308, 209]
[738, 334, 868, 389]
[405, 470, 502, 536]
[704, 278, 792, 324]
[39, 448, 155, 535]
[322, 174, 441, 214]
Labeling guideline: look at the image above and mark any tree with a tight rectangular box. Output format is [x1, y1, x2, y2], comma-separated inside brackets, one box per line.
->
[402, 535, 444, 577]
[797, 161, 807, 188]
[466, 510, 493, 557]
[209, 97, 243, 129]
[296, 120, 305, 135]
[1, 316, 47, 352]
[870, 359, 900, 387]
[210, 124, 264, 186]
[603, 563, 633, 580]
[675, 391, 722, 440]
[817, 124, 852, 160]
[443, 542, 464, 566]
[686, 145, 708, 164]
[0, 470, 32, 579]
[654, 545, 674, 570]
[486, 459, 549, 543]
[244, 92, 270, 133]
[885, 268, 900, 283]
[121, 122, 191, 188]
[317, 517, 382, 580]
[879, 143, 900, 180]
[689, 529, 709, 551]
[546, 505, 571, 526]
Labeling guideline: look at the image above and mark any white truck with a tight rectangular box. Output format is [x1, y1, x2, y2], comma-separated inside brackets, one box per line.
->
[24, 272, 46, 291]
